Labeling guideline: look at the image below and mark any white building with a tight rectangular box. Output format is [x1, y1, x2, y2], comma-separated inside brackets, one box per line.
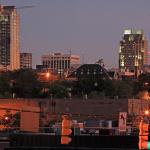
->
[42, 52, 80, 74]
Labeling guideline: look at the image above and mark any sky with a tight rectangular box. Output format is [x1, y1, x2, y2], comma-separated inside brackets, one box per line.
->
[0, 0, 150, 69]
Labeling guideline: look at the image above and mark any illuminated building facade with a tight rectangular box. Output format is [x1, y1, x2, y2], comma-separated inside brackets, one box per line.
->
[119, 29, 148, 75]
[20, 52, 32, 69]
[42, 53, 80, 74]
[0, 5, 20, 71]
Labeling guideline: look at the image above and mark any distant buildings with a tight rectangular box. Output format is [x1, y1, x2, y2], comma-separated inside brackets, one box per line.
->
[119, 29, 148, 76]
[0, 4, 149, 78]
[20, 52, 32, 69]
[41, 52, 80, 75]
[0, 5, 20, 71]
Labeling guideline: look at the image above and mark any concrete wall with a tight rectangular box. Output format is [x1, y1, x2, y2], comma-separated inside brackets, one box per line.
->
[40, 98, 129, 122]
[0, 98, 148, 127]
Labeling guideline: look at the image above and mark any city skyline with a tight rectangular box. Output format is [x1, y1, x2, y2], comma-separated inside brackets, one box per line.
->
[1, 0, 150, 68]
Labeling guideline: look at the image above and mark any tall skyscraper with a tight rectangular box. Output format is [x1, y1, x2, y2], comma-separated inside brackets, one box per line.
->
[119, 29, 148, 75]
[20, 52, 32, 69]
[0, 5, 20, 71]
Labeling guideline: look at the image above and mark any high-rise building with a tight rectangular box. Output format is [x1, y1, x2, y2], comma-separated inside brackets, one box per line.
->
[119, 29, 148, 75]
[42, 52, 80, 74]
[0, 5, 20, 71]
[20, 52, 32, 69]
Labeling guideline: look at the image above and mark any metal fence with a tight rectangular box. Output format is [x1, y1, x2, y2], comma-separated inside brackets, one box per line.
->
[0, 126, 138, 136]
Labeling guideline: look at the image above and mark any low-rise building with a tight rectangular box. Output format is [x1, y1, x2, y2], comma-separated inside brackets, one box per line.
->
[20, 52, 32, 69]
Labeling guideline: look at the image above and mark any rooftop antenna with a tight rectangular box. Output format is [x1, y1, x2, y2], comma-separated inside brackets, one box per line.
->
[95, 58, 104, 66]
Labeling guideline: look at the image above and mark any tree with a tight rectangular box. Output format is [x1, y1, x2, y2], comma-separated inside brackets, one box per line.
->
[1, 110, 20, 128]
[8, 69, 43, 98]
[0, 72, 11, 98]
[113, 80, 134, 98]
[103, 79, 115, 98]
[49, 83, 67, 98]
[0, 69, 44, 98]
[76, 79, 94, 96]
[133, 73, 150, 98]
[135, 73, 150, 92]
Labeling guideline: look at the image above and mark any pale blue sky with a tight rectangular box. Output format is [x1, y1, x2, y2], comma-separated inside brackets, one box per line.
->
[0, 0, 150, 68]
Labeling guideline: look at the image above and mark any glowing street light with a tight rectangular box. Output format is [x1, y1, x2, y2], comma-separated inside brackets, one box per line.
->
[45, 71, 55, 112]
[46, 72, 50, 78]
[144, 110, 149, 115]
[4, 116, 9, 120]
[144, 82, 148, 86]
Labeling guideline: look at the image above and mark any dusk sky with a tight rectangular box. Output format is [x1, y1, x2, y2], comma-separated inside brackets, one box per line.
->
[0, 0, 150, 68]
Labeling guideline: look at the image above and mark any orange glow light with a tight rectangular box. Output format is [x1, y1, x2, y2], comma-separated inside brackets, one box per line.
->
[46, 72, 50, 78]
[4, 116, 9, 120]
[144, 110, 149, 115]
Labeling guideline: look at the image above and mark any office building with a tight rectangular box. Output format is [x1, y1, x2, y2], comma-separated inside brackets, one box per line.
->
[42, 52, 80, 74]
[20, 52, 32, 69]
[119, 29, 148, 75]
[0, 5, 20, 71]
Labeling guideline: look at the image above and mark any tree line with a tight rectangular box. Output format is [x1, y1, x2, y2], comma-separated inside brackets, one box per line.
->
[0, 69, 149, 99]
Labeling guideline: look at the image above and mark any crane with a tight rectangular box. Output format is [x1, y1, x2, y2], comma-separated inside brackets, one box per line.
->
[16, 5, 35, 10]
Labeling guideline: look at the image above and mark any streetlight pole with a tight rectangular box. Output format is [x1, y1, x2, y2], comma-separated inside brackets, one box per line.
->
[46, 71, 56, 115]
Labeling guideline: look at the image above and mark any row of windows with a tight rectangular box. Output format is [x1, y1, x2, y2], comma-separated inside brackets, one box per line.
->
[43, 60, 70, 65]
[119, 62, 142, 67]
[0, 15, 10, 22]
[43, 57, 71, 60]
[74, 71, 104, 75]
[79, 69, 102, 72]
[43, 60, 70, 69]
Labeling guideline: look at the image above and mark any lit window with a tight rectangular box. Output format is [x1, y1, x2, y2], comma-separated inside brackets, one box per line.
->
[138, 55, 142, 59]
[121, 61, 124, 67]
[119, 46, 122, 53]
[124, 29, 131, 34]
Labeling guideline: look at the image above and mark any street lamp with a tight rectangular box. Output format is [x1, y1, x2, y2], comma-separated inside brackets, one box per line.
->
[144, 110, 149, 116]
[144, 82, 148, 86]
[46, 71, 56, 114]
[46, 72, 50, 79]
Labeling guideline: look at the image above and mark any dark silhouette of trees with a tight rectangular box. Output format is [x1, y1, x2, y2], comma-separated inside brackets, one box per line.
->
[0, 69, 42, 98]
[0, 69, 148, 99]
[10, 69, 42, 98]
[133, 73, 150, 96]
[0, 72, 11, 98]
[0, 110, 20, 128]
